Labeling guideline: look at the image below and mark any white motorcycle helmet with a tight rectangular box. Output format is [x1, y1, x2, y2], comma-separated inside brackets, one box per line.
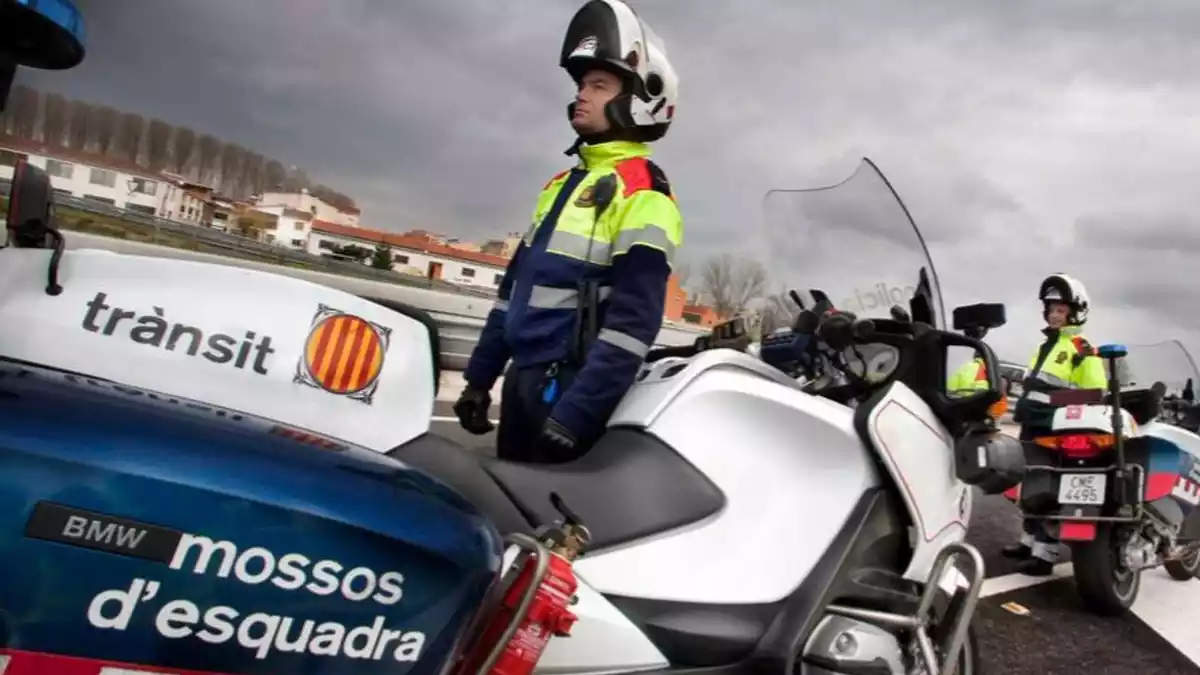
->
[559, 0, 679, 142]
[1038, 273, 1090, 326]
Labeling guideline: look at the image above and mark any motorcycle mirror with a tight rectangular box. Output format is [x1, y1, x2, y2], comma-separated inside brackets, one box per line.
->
[889, 305, 911, 323]
[6, 157, 57, 248]
[788, 289, 806, 310]
[952, 302, 1007, 333]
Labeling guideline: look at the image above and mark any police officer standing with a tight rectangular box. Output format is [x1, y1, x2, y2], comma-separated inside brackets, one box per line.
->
[454, 0, 683, 463]
[1004, 273, 1108, 575]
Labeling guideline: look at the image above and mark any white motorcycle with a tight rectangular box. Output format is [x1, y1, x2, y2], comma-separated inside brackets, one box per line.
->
[395, 159, 1024, 675]
[1005, 339, 1200, 615]
[0, 158, 1019, 675]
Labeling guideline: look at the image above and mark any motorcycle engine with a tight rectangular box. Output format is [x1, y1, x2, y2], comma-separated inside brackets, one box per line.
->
[1121, 531, 1159, 570]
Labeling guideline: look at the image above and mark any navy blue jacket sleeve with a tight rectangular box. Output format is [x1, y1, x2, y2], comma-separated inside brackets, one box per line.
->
[462, 242, 525, 391]
[550, 245, 670, 438]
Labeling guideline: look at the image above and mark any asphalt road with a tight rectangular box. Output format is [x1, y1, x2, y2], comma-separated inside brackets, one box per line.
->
[426, 411, 1200, 675]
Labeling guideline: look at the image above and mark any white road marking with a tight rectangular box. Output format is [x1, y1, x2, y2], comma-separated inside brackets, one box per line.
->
[980, 564, 1200, 668]
[1131, 569, 1200, 666]
[980, 563, 1074, 598]
[431, 415, 500, 425]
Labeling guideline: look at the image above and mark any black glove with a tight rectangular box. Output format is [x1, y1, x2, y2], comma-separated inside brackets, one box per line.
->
[534, 417, 579, 462]
[453, 386, 495, 435]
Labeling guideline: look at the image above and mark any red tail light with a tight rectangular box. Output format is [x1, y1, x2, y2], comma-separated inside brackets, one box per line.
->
[1034, 433, 1114, 459]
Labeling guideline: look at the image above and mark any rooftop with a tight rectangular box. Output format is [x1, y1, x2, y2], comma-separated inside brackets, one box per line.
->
[1, 135, 163, 182]
[312, 220, 509, 268]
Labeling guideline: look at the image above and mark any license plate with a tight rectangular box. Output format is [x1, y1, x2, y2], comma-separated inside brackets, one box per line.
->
[1058, 473, 1107, 505]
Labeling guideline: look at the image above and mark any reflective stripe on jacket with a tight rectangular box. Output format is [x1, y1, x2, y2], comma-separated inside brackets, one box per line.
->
[464, 140, 684, 437]
[1014, 326, 1108, 425]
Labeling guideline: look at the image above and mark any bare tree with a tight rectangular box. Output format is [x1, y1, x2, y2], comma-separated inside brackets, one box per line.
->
[113, 113, 145, 164]
[94, 106, 119, 156]
[147, 119, 171, 172]
[263, 160, 286, 191]
[43, 93, 69, 147]
[759, 289, 803, 335]
[196, 134, 221, 186]
[698, 253, 768, 320]
[172, 127, 197, 176]
[66, 99, 91, 151]
[218, 143, 245, 196]
[83, 104, 108, 153]
[241, 152, 265, 197]
[673, 261, 694, 299]
[310, 184, 357, 212]
[6, 85, 40, 139]
[281, 166, 310, 192]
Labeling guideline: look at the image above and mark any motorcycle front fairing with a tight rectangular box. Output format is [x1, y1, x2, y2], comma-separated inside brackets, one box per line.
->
[0, 234, 510, 673]
[0, 246, 439, 451]
[760, 158, 974, 583]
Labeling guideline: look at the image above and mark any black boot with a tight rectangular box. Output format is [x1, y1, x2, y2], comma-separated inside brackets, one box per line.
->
[1002, 543, 1033, 559]
[1015, 557, 1056, 576]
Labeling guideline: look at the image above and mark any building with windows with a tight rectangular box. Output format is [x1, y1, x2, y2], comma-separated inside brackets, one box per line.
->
[256, 189, 360, 227]
[0, 142, 174, 216]
[254, 203, 313, 249]
[308, 220, 508, 290]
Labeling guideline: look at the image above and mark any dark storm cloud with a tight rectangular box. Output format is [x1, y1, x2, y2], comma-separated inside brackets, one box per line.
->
[19, 0, 1200, 360]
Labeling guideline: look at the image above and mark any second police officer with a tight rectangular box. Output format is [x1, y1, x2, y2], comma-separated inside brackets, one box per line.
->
[1005, 273, 1109, 575]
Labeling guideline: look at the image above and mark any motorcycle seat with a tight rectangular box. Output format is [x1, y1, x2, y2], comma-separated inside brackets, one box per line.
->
[1113, 387, 1163, 426]
[388, 434, 533, 538]
[390, 428, 726, 552]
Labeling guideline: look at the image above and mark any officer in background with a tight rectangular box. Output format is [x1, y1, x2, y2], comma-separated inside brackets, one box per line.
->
[1004, 273, 1108, 575]
[454, 0, 683, 462]
[947, 323, 1002, 398]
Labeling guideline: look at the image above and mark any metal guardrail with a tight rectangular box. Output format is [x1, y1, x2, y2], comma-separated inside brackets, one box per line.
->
[58, 231, 708, 371]
[0, 178, 498, 298]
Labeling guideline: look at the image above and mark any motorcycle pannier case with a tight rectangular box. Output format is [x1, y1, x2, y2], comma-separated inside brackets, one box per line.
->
[953, 430, 1026, 494]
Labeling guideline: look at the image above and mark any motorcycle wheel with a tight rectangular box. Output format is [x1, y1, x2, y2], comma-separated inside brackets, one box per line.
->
[1070, 524, 1141, 616]
[1164, 547, 1200, 581]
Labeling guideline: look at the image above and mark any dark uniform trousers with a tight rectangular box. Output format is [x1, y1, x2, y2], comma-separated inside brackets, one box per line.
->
[497, 363, 583, 464]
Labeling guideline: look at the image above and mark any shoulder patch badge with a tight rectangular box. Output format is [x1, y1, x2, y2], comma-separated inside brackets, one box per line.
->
[573, 185, 596, 207]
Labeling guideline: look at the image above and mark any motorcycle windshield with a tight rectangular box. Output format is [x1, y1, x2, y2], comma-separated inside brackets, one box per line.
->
[1117, 340, 1200, 397]
[762, 158, 946, 330]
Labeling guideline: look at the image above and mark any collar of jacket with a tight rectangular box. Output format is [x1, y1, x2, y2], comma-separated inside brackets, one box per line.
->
[1042, 325, 1083, 340]
[576, 140, 652, 170]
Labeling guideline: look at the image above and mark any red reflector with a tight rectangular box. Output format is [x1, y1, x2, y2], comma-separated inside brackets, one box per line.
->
[1060, 522, 1097, 541]
[1058, 434, 1103, 458]
[0, 648, 232, 675]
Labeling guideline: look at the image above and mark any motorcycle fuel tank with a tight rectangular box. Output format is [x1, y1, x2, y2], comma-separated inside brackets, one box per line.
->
[0, 361, 503, 675]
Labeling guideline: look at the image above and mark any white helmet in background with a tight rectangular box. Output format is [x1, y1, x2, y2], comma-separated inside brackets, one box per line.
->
[1038, 273, 1091, 326]
[560, 0, 679, 142]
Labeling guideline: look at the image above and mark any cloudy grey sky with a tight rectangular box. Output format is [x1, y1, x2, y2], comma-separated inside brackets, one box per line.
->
[20, 0, 1200, 370]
